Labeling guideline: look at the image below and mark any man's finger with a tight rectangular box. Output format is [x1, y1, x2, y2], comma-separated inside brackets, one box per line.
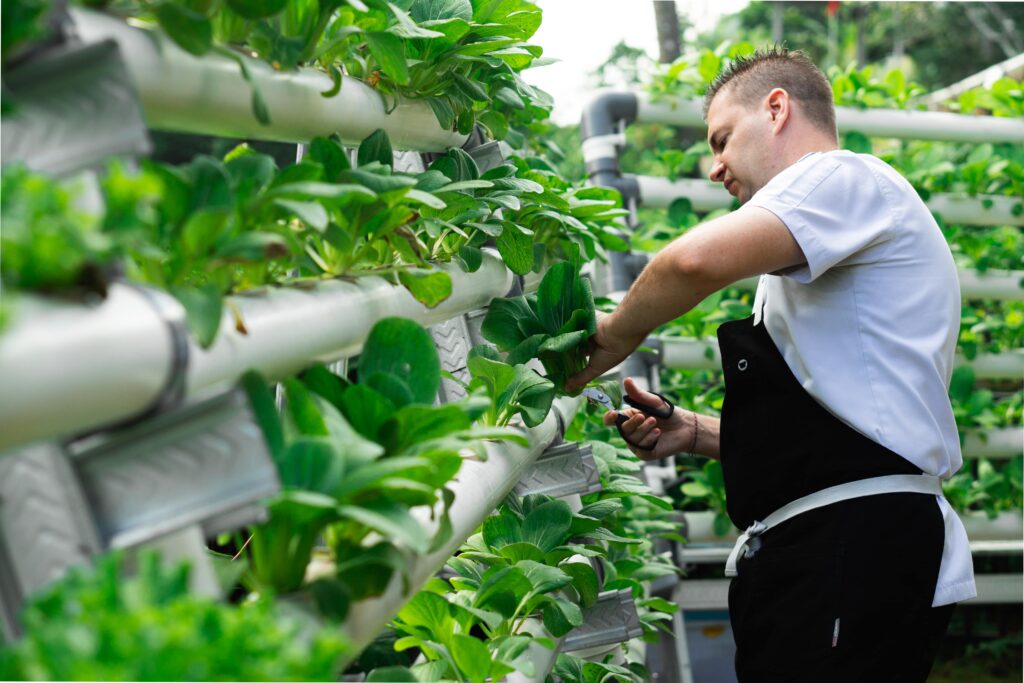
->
[566, 364, 600, 394]
[623, 377, 666, 412]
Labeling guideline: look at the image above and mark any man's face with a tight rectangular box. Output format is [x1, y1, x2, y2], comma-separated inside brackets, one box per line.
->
[705, 87, 773, 204]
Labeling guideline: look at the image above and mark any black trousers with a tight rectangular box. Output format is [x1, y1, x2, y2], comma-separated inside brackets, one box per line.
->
[728, 493, 955, 682]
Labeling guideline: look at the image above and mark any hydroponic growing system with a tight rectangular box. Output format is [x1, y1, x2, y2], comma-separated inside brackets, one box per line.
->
[0, 2, 1021, 682]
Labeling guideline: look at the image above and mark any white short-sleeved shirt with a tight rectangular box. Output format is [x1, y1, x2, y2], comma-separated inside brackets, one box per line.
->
[746, 150, 976, 606]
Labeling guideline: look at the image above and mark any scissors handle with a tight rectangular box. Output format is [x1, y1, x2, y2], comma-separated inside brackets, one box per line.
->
[623, 391, 674, 419]
[615, 392, 674, 452]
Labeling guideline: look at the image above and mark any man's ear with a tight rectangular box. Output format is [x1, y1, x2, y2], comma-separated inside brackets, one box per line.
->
[765, 88, 790, 132]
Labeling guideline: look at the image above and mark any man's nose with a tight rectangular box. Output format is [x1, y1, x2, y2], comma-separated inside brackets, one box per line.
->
[709, 160, 726, 183]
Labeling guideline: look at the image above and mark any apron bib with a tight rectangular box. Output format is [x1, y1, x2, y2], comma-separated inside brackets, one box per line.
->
[715, 311, 951, 682]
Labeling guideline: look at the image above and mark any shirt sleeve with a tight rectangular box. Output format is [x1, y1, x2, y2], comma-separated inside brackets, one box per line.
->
[747, 154, 897, 283]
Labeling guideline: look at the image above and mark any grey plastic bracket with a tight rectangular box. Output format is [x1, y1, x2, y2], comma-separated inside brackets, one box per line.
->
[562, 588, 644, 652]
[1, 38, 150, 176]
[514, 442, 602, 499]
[430, 315, 474, 404]
[68, 387, 279, 549]
[0, 386, 279, 638]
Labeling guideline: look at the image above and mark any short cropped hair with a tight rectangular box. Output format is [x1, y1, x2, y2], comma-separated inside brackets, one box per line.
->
[703, 47, 837, 140]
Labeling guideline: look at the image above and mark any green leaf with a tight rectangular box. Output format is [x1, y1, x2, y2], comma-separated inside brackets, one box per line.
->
[538, 329, 589, 356]
[398, 268, 453, 308]
[358, 129, 394, 168]
[283, 377, 329, 436]
[383, 404, 472, 454]
[337, 500, 428, 553]
[561, 562, 599, 608]
[499, 365, 554, 428]
[482, 510, 523, 549]
[494, 87, 524, 109]
[404, 188, 447, 209]
[522, 499, 572, 553]
[225, 0, 287, 19]
[494, 541, 543, 563]
[496, 222, 534, 275]
[481, 296, 541, 351]
[410, 0, 472, 22]
[359, 317, 441, 405]
[428, 148, 480, 183]
[214, 232, 288, 261]
[241, 370, 284, 459]
[367, 32, 410, 86]
[450, 633, 491, 683]
[427, 96, 456, 130]
[171, 284, 222, 348]
[154, 2, 212, 56]
[338, 384, 394, 441]
[456, 244, 484, 272]
[398, 590, 453, 635]
[385, 1, 446, 38]
[536, 261, 581, 333]
[274, 198, 328, 231]
[474, 566, 532, 616]
[541, 596, 583, 637]
[516, 560, 573, 594]
[276, 437, 346, 493]
[309, 136, 351, 182]
[453, 73, 489, 102]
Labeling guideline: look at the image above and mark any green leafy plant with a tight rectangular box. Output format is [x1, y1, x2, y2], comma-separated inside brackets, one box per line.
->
[481, 260, 598, 393]
[0, 551, 349, 681]
[0, 165, 115, 297]
[465, 344, 555, 428]
[243, 317, 523, 604]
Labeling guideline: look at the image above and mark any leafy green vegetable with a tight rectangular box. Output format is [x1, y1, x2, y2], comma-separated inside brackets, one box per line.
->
[0, 552, 349, 681]
[482, 261, 597, 394]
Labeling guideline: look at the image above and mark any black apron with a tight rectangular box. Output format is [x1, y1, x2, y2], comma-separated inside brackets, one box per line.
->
[716, 310, 953, 682]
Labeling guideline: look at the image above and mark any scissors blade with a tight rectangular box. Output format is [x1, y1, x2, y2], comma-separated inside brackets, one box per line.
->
[582, 386, 615, 412]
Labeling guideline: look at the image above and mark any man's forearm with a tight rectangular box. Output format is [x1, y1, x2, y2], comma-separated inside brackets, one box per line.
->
[607, 237, 726, 344]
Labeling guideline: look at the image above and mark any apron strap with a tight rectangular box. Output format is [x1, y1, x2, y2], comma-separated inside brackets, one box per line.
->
[752, 275, 768, 326]
[725, 474, 943, 577]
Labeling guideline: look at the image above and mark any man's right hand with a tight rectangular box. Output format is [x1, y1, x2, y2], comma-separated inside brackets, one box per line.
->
[564, 314, 643, 394]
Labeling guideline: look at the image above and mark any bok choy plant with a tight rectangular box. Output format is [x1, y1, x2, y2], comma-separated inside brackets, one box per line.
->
[481, 260, 598, 394]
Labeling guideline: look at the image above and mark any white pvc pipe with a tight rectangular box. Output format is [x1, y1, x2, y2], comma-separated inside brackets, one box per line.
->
[187, 254, 512, 396]
[341, 396, 584, 660]
[0, 286, 175, 453]
[71, 9, 468, 151]
[634, 93, 1024, 144]
[957, 271, 1024, 301]
[962, 428, 1022, 460]
[658, 336, 1023, 380]
[635, 176, 1024, 229]
[0, 255, 512, 452]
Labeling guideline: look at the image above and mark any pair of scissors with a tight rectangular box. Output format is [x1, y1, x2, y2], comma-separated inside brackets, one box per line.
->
[582, 386, 675, 452]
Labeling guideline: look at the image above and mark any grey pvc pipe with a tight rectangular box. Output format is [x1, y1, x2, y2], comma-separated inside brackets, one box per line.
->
[634, 175, 1024, 229]
[634, 92, 1024, 144]
[71, 9, 469, 151]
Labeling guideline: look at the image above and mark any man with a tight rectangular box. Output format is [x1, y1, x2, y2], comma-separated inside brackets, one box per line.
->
[566, 48, 976, 681]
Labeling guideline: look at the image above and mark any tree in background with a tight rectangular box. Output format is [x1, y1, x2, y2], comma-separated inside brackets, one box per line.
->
[701, 2, 1024, 91]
